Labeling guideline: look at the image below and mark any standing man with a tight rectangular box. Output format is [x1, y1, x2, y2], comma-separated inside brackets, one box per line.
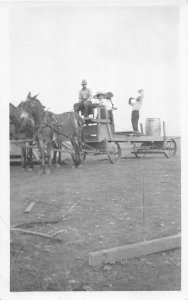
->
[128, 89, 144, 132]
[74, 79, 93, 117]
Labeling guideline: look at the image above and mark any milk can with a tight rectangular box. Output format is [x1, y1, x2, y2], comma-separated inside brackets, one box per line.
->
[145, 118, 161, 136]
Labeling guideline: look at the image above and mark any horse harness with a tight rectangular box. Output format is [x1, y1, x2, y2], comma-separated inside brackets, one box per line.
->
[32, 111, 81, 141]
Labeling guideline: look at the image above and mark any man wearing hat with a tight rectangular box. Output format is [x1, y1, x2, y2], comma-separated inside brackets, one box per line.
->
[129, 89, 144, 132]
[93, 91, 113, 110]
[93, 91, 114, 121]
[74, 79, 93, 117]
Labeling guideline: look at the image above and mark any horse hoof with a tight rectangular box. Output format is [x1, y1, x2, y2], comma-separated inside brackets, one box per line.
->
[45, 168, 51, 175]
[77, 165, 83, 169]
[28, 168, 33, 172]
[56, 164, 61, 168]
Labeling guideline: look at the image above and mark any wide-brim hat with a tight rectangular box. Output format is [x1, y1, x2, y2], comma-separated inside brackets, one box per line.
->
[81, 79, 87, 85]
[93, 92, 106, 99]
[104, 92, 114, 99]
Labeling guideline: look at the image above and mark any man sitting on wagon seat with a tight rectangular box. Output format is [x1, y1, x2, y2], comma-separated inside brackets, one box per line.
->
[74, 79, 93, 118]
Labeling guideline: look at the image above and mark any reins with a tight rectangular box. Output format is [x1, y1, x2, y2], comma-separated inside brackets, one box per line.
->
[45, 120, 75, 140]
[32, 111, 79, 140]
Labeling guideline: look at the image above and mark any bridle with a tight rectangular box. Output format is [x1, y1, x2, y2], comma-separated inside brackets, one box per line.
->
[20, 98, 84, 141]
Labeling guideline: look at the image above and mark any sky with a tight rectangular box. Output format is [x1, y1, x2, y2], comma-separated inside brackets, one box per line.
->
[9, 4, 180, 135]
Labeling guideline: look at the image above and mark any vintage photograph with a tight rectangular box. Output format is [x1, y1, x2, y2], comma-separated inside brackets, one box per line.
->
[6, 0, 182, 293]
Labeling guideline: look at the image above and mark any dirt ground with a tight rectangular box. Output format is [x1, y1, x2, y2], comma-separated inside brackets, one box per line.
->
[10, 139, 181, 291]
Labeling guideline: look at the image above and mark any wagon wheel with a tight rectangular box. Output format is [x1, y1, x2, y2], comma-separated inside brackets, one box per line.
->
[107, 142, 121, 164]
[133, 143, 145, 158]
[164, 139, 177, 158]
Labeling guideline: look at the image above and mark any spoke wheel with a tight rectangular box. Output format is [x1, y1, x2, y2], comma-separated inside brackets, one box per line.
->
[107, 142, 121, 164]
[164, 139, 177, 158]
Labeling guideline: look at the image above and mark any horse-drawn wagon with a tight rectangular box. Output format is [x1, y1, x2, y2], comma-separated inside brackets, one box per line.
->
[9, 94, 177, 170]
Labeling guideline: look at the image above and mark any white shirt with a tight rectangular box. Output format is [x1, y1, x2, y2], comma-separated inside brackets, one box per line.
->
[92, 98, 112, 110]
[78, 88, 92, 102]
[132, 94, 144, 111]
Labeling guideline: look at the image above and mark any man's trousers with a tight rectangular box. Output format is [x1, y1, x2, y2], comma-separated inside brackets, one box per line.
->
[131, 110, 139, 132]
[74, 101, 93, 117]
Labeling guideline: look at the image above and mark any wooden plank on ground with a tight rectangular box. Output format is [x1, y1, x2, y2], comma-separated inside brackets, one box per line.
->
[24, 202, 35, 213]
[89, 234, 181, 266]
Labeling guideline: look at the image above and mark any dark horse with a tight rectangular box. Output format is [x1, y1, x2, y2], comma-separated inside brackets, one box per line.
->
[9, 101, 35, 170]
[20, 92, 84, 173]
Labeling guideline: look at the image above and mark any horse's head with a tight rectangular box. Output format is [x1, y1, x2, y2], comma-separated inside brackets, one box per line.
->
[24, 92, 44, 115]
[20, 92, 45, 126]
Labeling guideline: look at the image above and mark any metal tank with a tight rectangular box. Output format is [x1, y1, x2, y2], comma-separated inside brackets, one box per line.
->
[145, 118, 161, 136]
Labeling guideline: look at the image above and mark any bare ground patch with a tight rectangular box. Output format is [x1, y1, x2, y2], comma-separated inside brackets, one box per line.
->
[10, 139, 181, 291]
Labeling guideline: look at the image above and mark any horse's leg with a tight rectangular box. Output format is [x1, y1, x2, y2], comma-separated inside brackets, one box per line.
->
[38, 140, 45, 174]
[79, 129, 84, 155]
[71, 138, 81, 168]
[75, 130, 82, 167]
[28, 142, 33, 171]
[52, 151, 57, 165]
[76, 139, 82, 168]
[70, 139, 77, 167]
[52, 141, 62, 167]
[58, 141, 62, 165]
[21, 146, 27, 170]
[71, 152, 76, 166]
[52, 141, 57, 165]
[59, 141, 66, 166]
[45, 142, 52, 174]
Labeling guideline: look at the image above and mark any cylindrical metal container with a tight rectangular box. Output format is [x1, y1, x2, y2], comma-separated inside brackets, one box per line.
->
[145, 118, 161, 136]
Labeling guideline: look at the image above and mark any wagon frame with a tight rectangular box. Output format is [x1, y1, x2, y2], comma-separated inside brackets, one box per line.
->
[113, 121, 177, 159]
[81, 106, 121, 163]
[10, 106, 177, 164]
